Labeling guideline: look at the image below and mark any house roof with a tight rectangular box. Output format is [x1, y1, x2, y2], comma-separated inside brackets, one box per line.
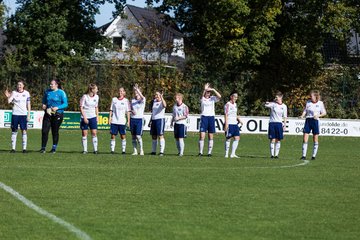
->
[127, 5, 183, 38]
[99, 4, 183, 42]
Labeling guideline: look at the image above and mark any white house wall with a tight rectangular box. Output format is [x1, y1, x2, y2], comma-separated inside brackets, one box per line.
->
[101, 6, 185, 62]
[348, 30, 360, 56]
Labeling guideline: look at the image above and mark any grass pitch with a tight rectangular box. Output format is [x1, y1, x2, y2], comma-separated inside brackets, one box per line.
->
[0, 129, 359, 240]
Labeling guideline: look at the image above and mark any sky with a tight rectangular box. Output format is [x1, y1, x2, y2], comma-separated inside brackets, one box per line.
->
[3, 0, 148, 27]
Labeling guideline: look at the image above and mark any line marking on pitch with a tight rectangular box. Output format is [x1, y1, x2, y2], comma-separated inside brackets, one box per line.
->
[0, 160, 310, 170]
[0, 181, 92, 240]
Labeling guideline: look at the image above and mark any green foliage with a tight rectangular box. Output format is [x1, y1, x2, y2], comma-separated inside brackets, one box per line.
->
[4, 0, 127, 66]
[149, 0, 281, 71]
[0, 60, 186, 113]
[0, 2, 6, 27]
[252, 0, 357, 103]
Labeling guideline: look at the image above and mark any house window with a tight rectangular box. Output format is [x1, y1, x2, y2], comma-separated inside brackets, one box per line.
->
[113, 37, 123, 50]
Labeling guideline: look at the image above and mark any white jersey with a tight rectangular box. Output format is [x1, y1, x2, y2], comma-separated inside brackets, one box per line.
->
[201, 96, 219, 116]
[151, 100, 165, 120]
[265, 102, 287, 123]
[110, 97, 131, 125]
[224, 101, 238, 125]
[303, 100, 326, 118]
[172, 103, 189, 125]
[80, 94, 99, 119]
[9, 90, 30, 116]
[131, 97, 146, 119]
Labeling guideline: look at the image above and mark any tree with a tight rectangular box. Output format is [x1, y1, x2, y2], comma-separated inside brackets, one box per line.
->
[4, 0, 127, 66]
[250, 0, 357, 106]
[146, 0, 282, 75]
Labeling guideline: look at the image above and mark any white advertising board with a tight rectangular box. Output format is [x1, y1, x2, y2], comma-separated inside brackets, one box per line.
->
[0, 110, 359, 137]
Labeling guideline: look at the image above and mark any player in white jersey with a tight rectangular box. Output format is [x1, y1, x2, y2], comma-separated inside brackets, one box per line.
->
[130, 84, 145, 155]
[4, 81, 31, 153]
[170, 93, 189, 156]
[109, 87, 131, 154]
[199, 83, 221, 157]
[150, 90, 167, 156]
[224, 92, 243, 158]
[300, 90, 327, 160]
[264, 91, 287, 159]
[80, 84, 99, 154]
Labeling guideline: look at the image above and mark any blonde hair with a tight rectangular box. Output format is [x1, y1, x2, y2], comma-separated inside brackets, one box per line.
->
[310, 90, 321, 101]
[175, 93, 184, 99]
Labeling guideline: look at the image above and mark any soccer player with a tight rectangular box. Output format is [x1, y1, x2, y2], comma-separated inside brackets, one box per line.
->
[300, 90, 327, 160]
[264, 91, 288, 159]
[109, 87, 131, 154]
[170, 93, 189, 156]
[40, 79, 68, 153]
[130, 84, 145, 155]
[4, 81, 31, 153]
[224, 92, 243, 158]
[80, 83, 99, 154]
[150, 90, 167, 156]
[199, 83, 221, 157]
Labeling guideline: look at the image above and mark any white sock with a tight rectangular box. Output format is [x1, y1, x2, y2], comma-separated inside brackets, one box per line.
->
[82, 136, 88, 152]
[270, 142, 275, 156]
[199, 140, 204, 154]
[152, 139, 157, 153]
[208, 139, 214, 154]
[225, 139, 230, 156]
[22, 133, 27, 150]
[160, 138, 165, 153]
[121, 139, 126, 152]
[312, 142, 319, 157]
[92, 136, 98, 152]
[175, 140, 180, 153]
[137, 135, 143, 152]
[132, 138, 138, 152]
[231, 140, 239, 156]
[110, 139, 116, 152]
[275, 142, 281, 157]
[179, 139, 185, 155]
[302, 142, 308, 157]
[11, 132, 18, 150]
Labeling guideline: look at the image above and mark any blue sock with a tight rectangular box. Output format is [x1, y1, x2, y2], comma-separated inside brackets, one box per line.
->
[52, 145, 57, 150]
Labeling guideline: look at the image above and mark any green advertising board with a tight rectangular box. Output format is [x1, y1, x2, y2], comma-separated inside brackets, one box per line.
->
[61, 112, 111, 130]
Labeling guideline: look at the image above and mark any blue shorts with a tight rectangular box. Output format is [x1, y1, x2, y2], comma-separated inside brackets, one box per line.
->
[130, 118, 143, 136]
[150, 118, 165, 136]
[174, 124, 187, 138]
[110, 124, 126, 135]
[80, 117, 98, 130]
[11, 115, 27, 131]
[200, 116, 216, 133]
[225, 124, 240, 138]
[303, 118, 320, 135]
[268, 122, 284, 140]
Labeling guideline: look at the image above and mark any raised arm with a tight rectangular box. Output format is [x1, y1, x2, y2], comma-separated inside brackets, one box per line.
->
[160, 92, 167, 108]
[211, 88, 221, 99]
[5, 90, 14, 104]
[201, 83, 210, 99]
[134, 84, 145, 100]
